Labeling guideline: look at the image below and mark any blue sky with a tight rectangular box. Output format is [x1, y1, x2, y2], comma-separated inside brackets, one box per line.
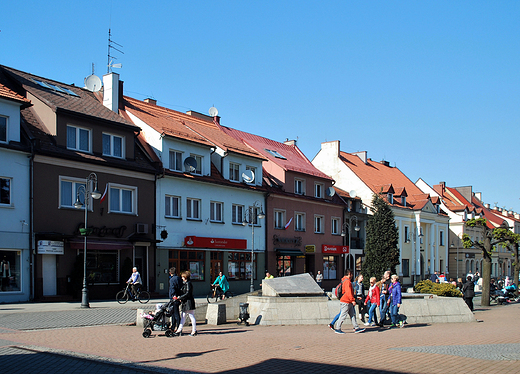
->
[2, 1, 519, 212]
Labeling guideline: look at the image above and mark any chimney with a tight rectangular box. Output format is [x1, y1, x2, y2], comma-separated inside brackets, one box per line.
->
[352, 151, 368, 164]
[439, 181, 446, 194]
[380, 160, 390, 167]
[144, 98, 156, 105]
[103, 72, 120, 112]
[321, 140, 340, 157]
[485, 203, 490, 209]
[514, 213, 520, 219]
[474, 192, 482, 201]
[284, 139, 297, 146]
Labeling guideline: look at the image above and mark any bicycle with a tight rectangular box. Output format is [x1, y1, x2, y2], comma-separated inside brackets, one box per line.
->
[116, 283, 150, 304]
[207, 284, 233, 303]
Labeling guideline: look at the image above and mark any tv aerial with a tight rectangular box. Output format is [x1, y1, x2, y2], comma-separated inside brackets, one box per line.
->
[183, 157, 198, 173]
[107, 28, 124, 73]
[209, 106, 218, 117]
[349, 190, 357, 198]
[327, 187, 336, 197]
[242, 169, 255, 183]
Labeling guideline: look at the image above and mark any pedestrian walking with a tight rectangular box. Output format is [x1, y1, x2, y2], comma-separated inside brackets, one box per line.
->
[174, 271, 198, 336]
[377, 270, 391, 326]
[388, 274, 404, 328]
[316, 270, 323, 288]
[333, 269, 365, 334]
[168, 267, 182, 332]
[364, 276, 380, 326]
[353, 274, 366, 323]
[462, 275, 475, 312]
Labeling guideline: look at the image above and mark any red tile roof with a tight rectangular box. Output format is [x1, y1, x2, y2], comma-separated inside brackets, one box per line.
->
[339, 152, 431, 210]
[123, 97, 264, 160]
[221, 126, 333, 180]
[0, 82, 30, 104]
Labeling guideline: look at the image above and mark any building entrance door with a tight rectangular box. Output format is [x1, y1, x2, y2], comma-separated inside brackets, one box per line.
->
[42, 255, 57, 296]
[210, 251, 223, 282]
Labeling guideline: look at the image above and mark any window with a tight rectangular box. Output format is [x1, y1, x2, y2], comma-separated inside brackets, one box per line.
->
[232, 204, 244, 224]
[79, 250, 118, 283]
[402, 196, 406, 206]
[109, 184, 137, 214]
[295, 178, 305, 195]
[277, 255, 293, 277]
[274, 210, 286, 229]
[187, 198, 201, 220]
[67, 125, 90, 152]
[210, 201, 223, 222]
[0, 250, 21, 291]
[439, 231, 445, 246]
[169, 150, 183, 171]
[323, 255, 337, 280]
[59, 177, 86, 209]
[402, 259, 410, 277]
[245, 165, 256, 184]
[165, 195, 181, 218]
[102, 133, 124, 158]
[295, 212, 305, 231]
[0, 116, 7, 143]
[169, 249, 205, 281]
[404, 226, 410, 242]
[315, 182, 324, 198]
[228, 252, 255, 280]
[264, 148, 286, 159]
[314, 215, 324, 233]
[331, 217, 340, 235]
[229, 162, 240, 182]
[190, 154, 203, 175]
[0, 177, 12, 206]
[387, 193, 393, 204]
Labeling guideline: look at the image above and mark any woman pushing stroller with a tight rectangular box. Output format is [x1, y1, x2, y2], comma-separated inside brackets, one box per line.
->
[173, 270, 198, 336]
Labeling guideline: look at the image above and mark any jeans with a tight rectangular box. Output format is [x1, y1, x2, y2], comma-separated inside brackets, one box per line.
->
[170, 300, 181, 331]
[380, 294, 390, 324]
[390, 304, 400, 325]
[330, 312, 340, 326]
[368, 302, 379, 324]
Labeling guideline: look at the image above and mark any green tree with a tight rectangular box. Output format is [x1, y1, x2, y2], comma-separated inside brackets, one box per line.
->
[361, 193, 400, 281]
[462, 218, 517, 306]
[494, 225, 520, 296]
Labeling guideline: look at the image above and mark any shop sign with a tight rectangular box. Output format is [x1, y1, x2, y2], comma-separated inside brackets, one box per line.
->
[322, 244, 349, 254]
[184, 236, 247, 250]
[305, 245, 316, 253]
[37, 240, 64, 255]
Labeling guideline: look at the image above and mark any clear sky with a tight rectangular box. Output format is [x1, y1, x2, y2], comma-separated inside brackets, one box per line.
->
[2, 1, 519, 212]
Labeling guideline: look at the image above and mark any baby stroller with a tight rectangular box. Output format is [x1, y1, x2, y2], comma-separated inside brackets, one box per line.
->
[142, 300, 175, 338]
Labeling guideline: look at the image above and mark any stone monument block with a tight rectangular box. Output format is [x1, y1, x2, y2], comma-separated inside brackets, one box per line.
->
[262, 273, 324, 297]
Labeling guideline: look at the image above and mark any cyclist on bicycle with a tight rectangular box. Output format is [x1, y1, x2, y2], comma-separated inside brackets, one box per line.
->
[127, 267, 142, 298]
[212, 271, 229, 299]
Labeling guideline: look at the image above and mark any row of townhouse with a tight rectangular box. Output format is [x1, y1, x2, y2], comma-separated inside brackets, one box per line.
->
[0, 65, 362, 302]
[2, 64, 517, 303]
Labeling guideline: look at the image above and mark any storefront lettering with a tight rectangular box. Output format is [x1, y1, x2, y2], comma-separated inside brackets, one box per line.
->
[75, 223, 127, 238]
[272, 235, 302, 247]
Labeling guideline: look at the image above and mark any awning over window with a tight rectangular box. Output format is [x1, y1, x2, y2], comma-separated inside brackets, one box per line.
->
[69, 240, 133, 251]
[275, 248, 304, 256]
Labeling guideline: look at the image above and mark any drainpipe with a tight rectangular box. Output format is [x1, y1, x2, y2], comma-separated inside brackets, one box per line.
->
[29, 139, 35, 301]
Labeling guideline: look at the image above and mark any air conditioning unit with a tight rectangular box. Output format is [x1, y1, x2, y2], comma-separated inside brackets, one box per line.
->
[136, 223, 148, 234]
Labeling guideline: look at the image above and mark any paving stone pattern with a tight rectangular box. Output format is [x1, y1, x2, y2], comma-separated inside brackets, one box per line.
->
[393, 343, 520, 361]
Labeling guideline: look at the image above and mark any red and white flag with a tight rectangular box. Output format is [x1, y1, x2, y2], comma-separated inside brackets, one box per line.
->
[284, 217, 293, 230]
[100, 185, 108, 203]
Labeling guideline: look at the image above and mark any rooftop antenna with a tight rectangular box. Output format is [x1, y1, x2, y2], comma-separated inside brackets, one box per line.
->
[107, 28, 124, 73]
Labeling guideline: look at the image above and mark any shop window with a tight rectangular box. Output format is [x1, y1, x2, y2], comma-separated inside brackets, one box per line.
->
[228, 251, 255, 280]
[277, 255, 293, 277]
[0, 250, 20, 292]
[79, 250, 118, 284]
[169, 250, 205, 281]
[323, 255, 337, 280]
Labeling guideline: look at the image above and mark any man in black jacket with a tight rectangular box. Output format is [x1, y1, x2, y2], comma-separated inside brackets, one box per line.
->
[169, 267, 183, 332]
[462, 275, 475, 311]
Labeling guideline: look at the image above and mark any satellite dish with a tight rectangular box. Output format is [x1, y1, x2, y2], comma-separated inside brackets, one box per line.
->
[327, 187, 336, 197]
[242, 169, 255, 183]
[349, 190, 357, 198]
[183, 157, 198, 173]
[208, 106, 218, 117]
[84, 75, 102, 92]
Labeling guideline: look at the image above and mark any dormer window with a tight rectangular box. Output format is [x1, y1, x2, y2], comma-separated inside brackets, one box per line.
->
[67, 125, 91, 152]
[387, 193, 393, 204]
[401, 196, 406, 206]
[315, 182, 324, 198]
[0, 116, 7, 143]
[265, 148, 286, 159]
[169, 150, 183, 171]
[102, 133, 124, 158]
[229, 162, 240, 182]
[295, 178, 305, 195]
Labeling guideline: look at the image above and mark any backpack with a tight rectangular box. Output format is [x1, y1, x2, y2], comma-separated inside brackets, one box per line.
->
[335, 278, 346, 299]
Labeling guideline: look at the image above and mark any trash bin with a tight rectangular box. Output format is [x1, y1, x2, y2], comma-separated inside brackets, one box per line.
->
[238, 302, 250, 326]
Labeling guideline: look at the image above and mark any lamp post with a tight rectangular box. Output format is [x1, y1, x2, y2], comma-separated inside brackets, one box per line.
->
[243, 201, 265, 293]
[341, 215, 360, 270]
[74, 172, 102, 308]
[412, 228, 424, 285]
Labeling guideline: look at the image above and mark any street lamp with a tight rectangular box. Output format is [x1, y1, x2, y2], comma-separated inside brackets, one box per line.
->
[341, 215, 360, 271]
[243, 201, 265, 293]
[74, 172, 102, 308]
[412, 228, 424, 285]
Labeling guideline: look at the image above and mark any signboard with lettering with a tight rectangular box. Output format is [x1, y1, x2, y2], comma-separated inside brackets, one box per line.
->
[305, 245, 316, 253]
[184, 236, 247, 250]
[322, 244, 349, 254]
[37, 240, 64, 255]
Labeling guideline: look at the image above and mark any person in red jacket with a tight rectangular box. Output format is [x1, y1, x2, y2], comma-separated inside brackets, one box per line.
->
[333, 269, 365, 334]
[364, 276, 380, 326]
